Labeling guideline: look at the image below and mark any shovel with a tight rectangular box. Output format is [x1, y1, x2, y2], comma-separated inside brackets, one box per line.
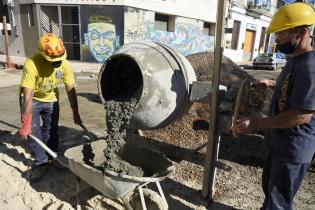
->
[78, 122, 99, 141]
[29, 122, 97, 167]
[28, 134, 69, 168]
[0, 120, 68, 168]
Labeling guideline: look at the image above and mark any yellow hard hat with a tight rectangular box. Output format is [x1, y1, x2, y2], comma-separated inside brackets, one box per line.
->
[267, 2, 315, 34]
[37, 33, 67, 62]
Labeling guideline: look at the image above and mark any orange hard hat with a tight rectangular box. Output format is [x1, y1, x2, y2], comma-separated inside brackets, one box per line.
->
[37, 33, 67, 62]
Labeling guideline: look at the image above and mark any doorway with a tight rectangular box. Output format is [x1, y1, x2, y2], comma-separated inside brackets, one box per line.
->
[243, 29, 256, 61]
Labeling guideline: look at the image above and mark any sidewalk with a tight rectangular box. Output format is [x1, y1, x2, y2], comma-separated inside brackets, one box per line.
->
[235, 60, 252, 66]
[0, 54, 102, 73]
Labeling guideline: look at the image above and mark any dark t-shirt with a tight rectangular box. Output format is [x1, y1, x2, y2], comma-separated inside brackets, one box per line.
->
[265, 51, 315, 163]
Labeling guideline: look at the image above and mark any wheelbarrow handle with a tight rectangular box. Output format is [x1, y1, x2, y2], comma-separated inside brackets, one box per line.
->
[28, 134, 58, 158]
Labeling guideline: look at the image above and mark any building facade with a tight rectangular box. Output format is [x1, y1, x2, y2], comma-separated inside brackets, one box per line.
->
[223, 0, 277, 62]
[0, 0, 217, 63]
[2, 0, 315, 64]
[224, 0, 315, 62]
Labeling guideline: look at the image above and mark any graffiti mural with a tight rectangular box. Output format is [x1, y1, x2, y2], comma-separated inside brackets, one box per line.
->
[80, 6, 124, 63]
[145, 22, 214, 56]
[125, 10, 214, 56]
[83, 16, 120, 63]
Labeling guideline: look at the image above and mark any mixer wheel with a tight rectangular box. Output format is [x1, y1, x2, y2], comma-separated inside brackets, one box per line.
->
[129, 188, 168, 210]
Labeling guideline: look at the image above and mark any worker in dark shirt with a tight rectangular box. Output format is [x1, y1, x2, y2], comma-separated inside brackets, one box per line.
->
[236, 3, 315, 210]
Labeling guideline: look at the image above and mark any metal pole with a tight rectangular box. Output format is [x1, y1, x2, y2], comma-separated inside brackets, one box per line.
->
[201, 0, 226, 200]
[2, 16, 14, 68]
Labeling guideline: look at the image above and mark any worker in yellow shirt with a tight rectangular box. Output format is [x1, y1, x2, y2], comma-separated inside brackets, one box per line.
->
[19, 33, 82, 182]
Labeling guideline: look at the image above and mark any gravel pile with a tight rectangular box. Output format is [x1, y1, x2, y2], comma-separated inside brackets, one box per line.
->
[142, 52, 273, 185]
[244, 85, 274, 118]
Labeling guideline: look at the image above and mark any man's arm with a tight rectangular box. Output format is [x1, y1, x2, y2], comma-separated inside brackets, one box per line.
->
[65, 84, 82, 124]
[21, 87, 34, 114]
[19, 87, 34, 140]
[236, 109, 313, 133]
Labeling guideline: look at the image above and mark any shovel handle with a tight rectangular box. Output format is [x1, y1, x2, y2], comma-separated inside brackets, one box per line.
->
[28, 134, 58, 159]
[78, 122, 95, 141]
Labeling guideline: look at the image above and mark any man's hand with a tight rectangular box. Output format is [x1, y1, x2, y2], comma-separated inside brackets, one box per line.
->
[19, 113, 32, 140]
[71, 106, 82, 125]
[235, 117, 259, 134]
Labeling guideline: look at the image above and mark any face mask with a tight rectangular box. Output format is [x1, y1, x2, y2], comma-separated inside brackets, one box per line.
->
[276, 34, 298, 54]
[51, 61, 62, 68]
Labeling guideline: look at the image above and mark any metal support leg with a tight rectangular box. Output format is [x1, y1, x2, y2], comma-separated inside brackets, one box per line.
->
[121, 196, 134, 210]
[93, 195, 105, 210]
[139, 187, 147, 210]
[75, 177, 82, 210]
[155, 181, 168, 208]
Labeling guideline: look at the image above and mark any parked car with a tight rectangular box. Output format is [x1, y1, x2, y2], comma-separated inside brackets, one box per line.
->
[252, 52, 287, 70]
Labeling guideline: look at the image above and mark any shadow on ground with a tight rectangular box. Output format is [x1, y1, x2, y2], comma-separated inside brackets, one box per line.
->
[137, 132, 266, 168]
[0, 125, 100, 208]
[219, 134, 266, 168]
[77, 92, 101, 104]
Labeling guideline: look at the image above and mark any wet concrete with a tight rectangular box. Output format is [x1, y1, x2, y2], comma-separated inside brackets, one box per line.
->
[103, 98, 144, 177]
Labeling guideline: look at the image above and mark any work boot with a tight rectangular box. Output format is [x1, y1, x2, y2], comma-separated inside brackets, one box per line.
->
[49, 159, 67, 170]
[29, 163, 49, 182]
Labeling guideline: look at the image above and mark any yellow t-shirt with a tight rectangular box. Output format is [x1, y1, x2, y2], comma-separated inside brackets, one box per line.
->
[20, 53, 75, 102]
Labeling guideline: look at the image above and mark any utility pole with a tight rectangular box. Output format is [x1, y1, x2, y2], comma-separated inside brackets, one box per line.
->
[2, 16, 14, 68]
[201, 0, 226, 202]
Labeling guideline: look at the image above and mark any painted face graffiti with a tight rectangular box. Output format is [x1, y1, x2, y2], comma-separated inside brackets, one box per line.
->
[84, 22, 120, 63]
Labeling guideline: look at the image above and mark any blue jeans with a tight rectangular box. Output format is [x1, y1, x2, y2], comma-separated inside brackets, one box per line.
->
[261, 154, 310, 210]
[20, 99, 60, 165]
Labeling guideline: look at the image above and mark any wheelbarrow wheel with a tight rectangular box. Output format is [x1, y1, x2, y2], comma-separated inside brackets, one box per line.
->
[129, 188, 168, 210]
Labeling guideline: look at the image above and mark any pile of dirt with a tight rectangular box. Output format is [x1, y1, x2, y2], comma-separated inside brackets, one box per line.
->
[186, 52, 256, 87]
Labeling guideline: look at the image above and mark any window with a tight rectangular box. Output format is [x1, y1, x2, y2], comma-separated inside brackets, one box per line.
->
[231, 20, 241, 50]
[259, 27, 266, 51]
[27, 5, 34, 27]
[0, 4, 10, 35]
[0, 3, 10, 24]
[264, 34, 270, 53]
[203, 22, 215, 36]
[154, 13, 175, 32]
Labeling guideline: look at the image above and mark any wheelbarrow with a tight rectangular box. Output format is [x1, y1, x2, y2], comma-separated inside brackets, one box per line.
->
[29, 130, 175, 210]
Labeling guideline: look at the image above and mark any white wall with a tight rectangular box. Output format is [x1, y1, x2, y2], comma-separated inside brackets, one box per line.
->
[0, 4, 25, 56]
[17, 0, 218, 22]
[224, 6, 272, 62]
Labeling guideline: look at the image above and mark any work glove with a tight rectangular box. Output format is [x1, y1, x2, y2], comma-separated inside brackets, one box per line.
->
[71, 106, 82, 125]
[19, 113, 32, 140]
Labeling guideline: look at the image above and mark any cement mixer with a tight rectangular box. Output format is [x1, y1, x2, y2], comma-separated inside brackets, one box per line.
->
[97, 40, 266, 136]
[98, 41, 197, 129]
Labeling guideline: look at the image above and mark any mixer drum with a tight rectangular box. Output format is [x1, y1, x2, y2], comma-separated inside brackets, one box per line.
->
[98, 41, 196, 129]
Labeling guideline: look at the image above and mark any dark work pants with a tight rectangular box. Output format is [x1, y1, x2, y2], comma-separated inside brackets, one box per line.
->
[261, 154, 310, 210]
[20, 99, 60, 165]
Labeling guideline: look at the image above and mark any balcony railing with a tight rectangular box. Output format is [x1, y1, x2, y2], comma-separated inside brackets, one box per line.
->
[247, 0, 271, 14]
